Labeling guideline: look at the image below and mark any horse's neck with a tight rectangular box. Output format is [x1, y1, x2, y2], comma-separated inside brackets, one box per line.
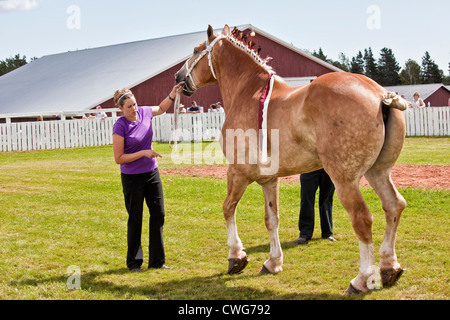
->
[216, 42, 269, 112]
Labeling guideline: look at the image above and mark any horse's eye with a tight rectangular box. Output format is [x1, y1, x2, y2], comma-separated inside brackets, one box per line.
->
[193, 49, 199, 55]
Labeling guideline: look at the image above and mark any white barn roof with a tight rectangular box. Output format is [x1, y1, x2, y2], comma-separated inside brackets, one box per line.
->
[384, 83, 449, 101]
[0, 31, 204, 114]
[0, 24, 340, 115]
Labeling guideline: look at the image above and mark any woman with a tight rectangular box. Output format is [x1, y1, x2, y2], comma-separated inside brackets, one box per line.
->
[112, 82, 184, 272]
[412, 91, 425, 108]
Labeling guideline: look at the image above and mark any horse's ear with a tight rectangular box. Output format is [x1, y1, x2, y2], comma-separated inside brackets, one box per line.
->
[207, 25, 214, 40]
[222, 24, 230, 36]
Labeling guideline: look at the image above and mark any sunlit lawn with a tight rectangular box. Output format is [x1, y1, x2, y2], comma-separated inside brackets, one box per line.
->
[0, 137, 448, 300]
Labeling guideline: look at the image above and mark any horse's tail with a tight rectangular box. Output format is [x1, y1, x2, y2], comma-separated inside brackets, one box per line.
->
[381, 91, 409, 111]
[369, 92, 407, 172]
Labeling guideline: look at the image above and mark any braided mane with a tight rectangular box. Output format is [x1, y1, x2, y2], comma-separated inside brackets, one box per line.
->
[226, 27, 275, 74]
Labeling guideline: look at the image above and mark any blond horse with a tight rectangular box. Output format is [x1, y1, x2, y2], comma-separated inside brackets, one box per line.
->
[175, 25, 407, 294]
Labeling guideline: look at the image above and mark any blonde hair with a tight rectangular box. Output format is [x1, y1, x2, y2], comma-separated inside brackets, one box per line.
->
[413, 91, 420, 97]
[113, 88, 134, 107]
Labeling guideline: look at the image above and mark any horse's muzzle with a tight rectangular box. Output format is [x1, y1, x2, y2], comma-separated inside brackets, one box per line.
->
[175, 70, 195, 96]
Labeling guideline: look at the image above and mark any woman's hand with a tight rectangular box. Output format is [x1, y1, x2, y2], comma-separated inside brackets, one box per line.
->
[153, 82, 186, 116]
[143, 150, 162, 159]
[170, 82, 185, 99]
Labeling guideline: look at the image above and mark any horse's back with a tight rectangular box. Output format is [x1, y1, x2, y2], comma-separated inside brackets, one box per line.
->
[305, 72, 385, 110]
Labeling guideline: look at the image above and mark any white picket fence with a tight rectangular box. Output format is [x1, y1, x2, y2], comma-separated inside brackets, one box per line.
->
[0, 108, 448, 152]
[0, 118, 117, 152]
[152, 112, 225, 142]
[404, 107, 450, 137]
[0, 112, 226, 152]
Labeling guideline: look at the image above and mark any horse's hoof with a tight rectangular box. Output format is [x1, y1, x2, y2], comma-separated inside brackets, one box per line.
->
[258, 264, 271, 275]
[227, 255, 249, 274]
[343, 283, 363, 295]
[381, 268, 405, 287]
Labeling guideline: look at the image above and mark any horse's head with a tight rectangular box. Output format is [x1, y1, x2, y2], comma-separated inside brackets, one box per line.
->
[175, 25, 230, 96]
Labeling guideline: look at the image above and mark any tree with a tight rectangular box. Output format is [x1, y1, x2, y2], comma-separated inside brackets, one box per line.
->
[400, 59, 421, 84]
[363, 47, 379, 82]
[312, 48, 330, 63]
[0, 54, 29, 76]
[337, 52, 350, 71]
[377, 47, 400, 86]
[421, 51, 443, 83]
[311, 48, 349, 71]
[444, 62, 450, 85]
[350, 51, 364, 74]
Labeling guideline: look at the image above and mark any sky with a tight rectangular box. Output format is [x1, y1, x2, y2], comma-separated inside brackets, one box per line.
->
[0, 0, 449, 74]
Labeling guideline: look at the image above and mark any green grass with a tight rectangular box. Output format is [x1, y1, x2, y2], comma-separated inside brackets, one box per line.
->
[0, 138, 448, 300]
[397, 137, 450, 165]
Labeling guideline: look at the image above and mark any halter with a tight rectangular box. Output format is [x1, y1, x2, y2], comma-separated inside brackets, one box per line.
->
[184, 34, 226, 91]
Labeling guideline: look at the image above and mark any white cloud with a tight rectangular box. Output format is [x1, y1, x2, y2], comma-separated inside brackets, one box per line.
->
[0, 0, 39, 12]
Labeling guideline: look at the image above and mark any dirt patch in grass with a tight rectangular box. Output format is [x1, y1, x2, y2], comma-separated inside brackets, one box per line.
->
[161, 165, 450, 190]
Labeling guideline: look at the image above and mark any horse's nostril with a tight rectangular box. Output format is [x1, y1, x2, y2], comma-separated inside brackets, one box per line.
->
[175, 72, 185, 85]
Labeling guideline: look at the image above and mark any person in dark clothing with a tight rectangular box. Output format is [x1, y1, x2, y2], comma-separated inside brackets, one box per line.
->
[296, 169, 336, 245]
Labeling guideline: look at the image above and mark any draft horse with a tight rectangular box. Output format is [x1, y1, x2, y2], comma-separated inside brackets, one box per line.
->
[175, 25, 408, 294]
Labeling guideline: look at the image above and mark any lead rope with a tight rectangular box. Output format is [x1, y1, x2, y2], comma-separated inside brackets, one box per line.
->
[169, 92, 181, 152]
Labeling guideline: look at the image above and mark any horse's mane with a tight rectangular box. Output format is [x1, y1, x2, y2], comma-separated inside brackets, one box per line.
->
[225, 27, 275, 75]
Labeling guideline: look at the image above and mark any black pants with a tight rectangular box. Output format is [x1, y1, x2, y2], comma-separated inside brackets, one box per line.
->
[121, 168, 165, 269]
[298, 169, 335, 240]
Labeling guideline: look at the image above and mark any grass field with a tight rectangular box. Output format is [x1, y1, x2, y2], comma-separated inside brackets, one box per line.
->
[0, 137, 448, 300]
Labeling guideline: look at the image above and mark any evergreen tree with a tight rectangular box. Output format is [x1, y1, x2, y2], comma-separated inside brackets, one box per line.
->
[312, 48, 330, 63]
[400, 59, 421, 84]
[421, 51, 443, 83]
[331, 52, 350, 71]
[377, 47, 400, 86]
[363, 47, 379, 82]
[445, 62, 450, 85]
[350, 51, 364, 74]
[0, 54, 28, 76]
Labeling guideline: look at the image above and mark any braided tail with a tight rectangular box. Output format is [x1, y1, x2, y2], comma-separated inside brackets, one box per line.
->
[382, 91, 409, 111]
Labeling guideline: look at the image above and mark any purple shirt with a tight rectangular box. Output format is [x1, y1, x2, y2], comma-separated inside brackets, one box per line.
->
[113, 107, 157, 174]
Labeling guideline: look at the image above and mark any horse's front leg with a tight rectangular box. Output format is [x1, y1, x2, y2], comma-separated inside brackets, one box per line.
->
[224, 166, 251, 274]
[259, 177, 283, 274]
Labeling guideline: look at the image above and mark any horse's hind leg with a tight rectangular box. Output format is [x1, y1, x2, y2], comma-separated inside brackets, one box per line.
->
[334, 180, 376, 294]
[224, 166, 251, 274]
[365, 168, 406, 287]
[259, 177, 283, 274]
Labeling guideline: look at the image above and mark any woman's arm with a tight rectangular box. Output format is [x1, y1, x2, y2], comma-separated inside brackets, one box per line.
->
[113, 134, 161, 164]
[152, 82, 185, 116]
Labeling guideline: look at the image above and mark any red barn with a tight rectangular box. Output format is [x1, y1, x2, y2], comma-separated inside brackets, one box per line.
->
[0, 24, 340, 118]
[385, 83, 450, 107]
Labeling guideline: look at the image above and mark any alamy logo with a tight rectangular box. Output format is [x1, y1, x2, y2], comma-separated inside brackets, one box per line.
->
[366, 5, 381, 30]
[66, 5, 81, 30]
[66, 265, 81, 290]
[170, 127, 280, 175]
